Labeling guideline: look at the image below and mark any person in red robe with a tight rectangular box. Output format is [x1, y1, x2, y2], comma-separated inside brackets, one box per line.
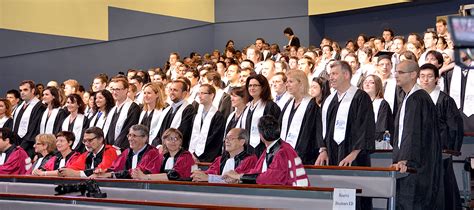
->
[58, 127, 117, 177]
[0, 127, 28, 174]
[191, 128, 257, 182]
[95, 125, 162, 179]
[132, 128, 194, 181]
[223, 116, 309, 186]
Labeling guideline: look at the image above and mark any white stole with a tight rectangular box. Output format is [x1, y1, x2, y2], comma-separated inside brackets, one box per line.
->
[321, 86, 358, 144]
[0, 153, 6, 165]
[450, 65, 474, 116]
[350, 69, 363, 87]
[212, 89, 225, 109]
[0, 116, 9, 128]
[161, 100, 189, 129]
[222, 158, 235, 174]
[90, 111, 107, 129]
[429, 86, 441, 105]
[110, 99, 134, 141]
[40, 108, 60, 134]
[241, 100, 266, 147]
[398, 84, 422, 148]
[62, 114, 85, 150]
[274, 92, 292, 110]
[13, 98, 40, 138]
[372, 98, 383, 124]
[225, 109, 246, 132]
[33, 157, 44, 170]
[383, 77, 397, 112]
[164, 158, 174, 170]
[189, 105, 217, 156]
[139, 109, 164, 144]
[280, 96, 311, 148]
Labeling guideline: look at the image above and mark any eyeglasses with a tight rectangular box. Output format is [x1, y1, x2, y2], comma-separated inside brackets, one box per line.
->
[110, 88, 125, 92]
[82, 137, 97, 144]
[248, 84, 261, 88]
[197, 92, 211, 95]
[164, 137, 181, 142]
[127, 134, 145, 139]
[34, 142, 44, 146]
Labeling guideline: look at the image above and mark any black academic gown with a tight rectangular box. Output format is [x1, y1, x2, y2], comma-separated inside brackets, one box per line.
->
[13, 102, 46, 158]
[218, 92, 232, 120]
[191, 111, 226, 162]
[321, 89, 375, 166]
[245, 101, 281, 157]
[0, 118, 13, 129]
[375, 99, 394, 141]
[41, 108, 68, 135]
[279, 99, 321, 165]
[106, 102, 141, 150]
[64, 114, 90, 153]
[155, 104, 196, 149]
[392, 89, 443, 210]
[436, 91, 464, 210]
[289, 36, 301, 49]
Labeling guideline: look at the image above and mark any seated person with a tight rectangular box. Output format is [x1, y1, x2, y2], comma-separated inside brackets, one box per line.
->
[58, 127, 117, 177]
[132, 128, 195, 181]
[191, 128, 257, 182]
[95, 124, 162, 179]
[28, 134, 56, 174]
[31, 131, 80, 176]
[0, 128, 29, 174]
[223, 115, 310, 186]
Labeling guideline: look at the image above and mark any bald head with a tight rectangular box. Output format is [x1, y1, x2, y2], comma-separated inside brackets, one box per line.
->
[398, 60, 420, 75]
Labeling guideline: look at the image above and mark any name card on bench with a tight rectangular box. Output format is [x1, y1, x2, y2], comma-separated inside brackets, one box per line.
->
[333, 188, 356, 210]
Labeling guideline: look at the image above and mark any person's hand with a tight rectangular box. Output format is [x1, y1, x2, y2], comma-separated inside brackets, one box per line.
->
[338, 150, 360, 166]
[131, 168, 146, 180]
[392, 160, 408, 173]
[315, 151, 328, 166]
[58, 168, 79, 177]
[32, 169, 44, 176]
[222, 170, 242, 183]
[190, 170, 208, 182]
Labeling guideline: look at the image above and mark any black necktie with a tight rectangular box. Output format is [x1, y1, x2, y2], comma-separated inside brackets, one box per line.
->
[107, 107, 122, 145]
[13, 104, 28, 132]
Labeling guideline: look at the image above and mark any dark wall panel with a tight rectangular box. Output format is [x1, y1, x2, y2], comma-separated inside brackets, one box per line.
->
[215, 0, 307, 22]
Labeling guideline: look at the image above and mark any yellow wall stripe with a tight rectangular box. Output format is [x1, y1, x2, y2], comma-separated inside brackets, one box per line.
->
[308, 0, 410, 15]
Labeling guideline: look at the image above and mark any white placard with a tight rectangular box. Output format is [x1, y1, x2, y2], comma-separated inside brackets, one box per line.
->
[333, 188, 356, 210]
[208, 174, 226, 183]
[471, 158, 474, 170]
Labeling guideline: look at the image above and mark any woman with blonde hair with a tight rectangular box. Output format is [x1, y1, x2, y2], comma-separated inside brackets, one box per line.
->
[29, 134, 56, 175]
[139, 82, 167, 146]
[280, 70, 322, 164]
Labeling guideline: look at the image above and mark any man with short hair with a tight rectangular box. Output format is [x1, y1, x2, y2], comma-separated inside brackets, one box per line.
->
[344, 53, 363, 88]
[269, 44, 282, 61]
[419, 31, 438, 66]
[60, 127, 118, 177]
[12, 80, 46, 157]
[185, 68, 201, 103]
[191, 128, 257, 182]
[106, 78, 141, 150]
[6, 89, 21, 114]
[373, 37, 385, 53]
[392, 60, 443, 209]
[261, 59, 276, 79]
[224, 64, 241, 93]
[382, 28, 394, 50]
[129, 76, 144, 104]
[436, 19, 448, 38]
[391, 36, 405, 72]
[189, 84, 225, 162]
[223, 115, 309, 186]
[247, 45, 263, 74]
[239, 67, 255, 86]
[376, 55, 404, 114]
[0, 128, 29, 174]
[63, 79, 80, 96]
[95, 125, 162, 179]
[92, 74, 108, 92]
[271, 72, 291, 109]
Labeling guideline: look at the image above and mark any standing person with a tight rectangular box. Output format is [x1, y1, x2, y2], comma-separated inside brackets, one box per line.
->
[271, 72, 291, 110]
[283, 27, 300, 50]
[89, 90, 114, 129]
[419, 63, 463, 210]
[6, 90, 21, 114]
[39, 87, 67, 135]
[139, 83, 166, 146]
[449, 50, 473, 132]
[61, 94, 89, 153]
[310, 77, 331, 107]
[280, 70, 322, 164]
[224, 87, 248, 136]
[0, 99, 13, 129]
[392, 60, 443, 209]
[242, 75, 281, 157]
[12, 80, 46, 157]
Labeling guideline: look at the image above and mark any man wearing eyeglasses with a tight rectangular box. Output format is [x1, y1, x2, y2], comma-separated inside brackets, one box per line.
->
[392, 60, 443, 209]
[0, 128, 29, 174]
[94, 125, 162, 179]
[188, 84, 225, 163]
[59, 127, 117, 177]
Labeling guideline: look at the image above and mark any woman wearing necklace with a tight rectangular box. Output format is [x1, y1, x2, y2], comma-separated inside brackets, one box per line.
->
[224, 87, 248, 136]
[132, 128, 195, 181]
[29, 134, 56, 175]
[139, 82, 167, 146]
[39, 87, 67, 135]
[242, 75, 281, 157]
[32, 131, 80, 176]
[280, 70, 322, 164]
[0, 99, 13, 129]
[61, 94, 89, 153]
[362, 75, 394, 142]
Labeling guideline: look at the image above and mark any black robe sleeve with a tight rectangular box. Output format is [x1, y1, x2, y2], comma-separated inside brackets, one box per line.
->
[53, 108, 68, 135]
[437, 92, 464, 152]
[2, 118, 13, 129]
[375, 99, 394, 141]
[178, 104, 196, 150]
[20, 103, 46, 158]
[218, 93, 232, 120]
[196, 112, 225, 162]
[114, 103, 141, 150]
[290, 36, 300, 49]
[263, 101, 281, 120]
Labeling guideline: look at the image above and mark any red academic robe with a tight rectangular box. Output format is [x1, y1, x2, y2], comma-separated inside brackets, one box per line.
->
[109, 144, 162, 179]
[242, 140, 310, 186]
[67, 145, 118, 176]
[43, 152, 81, 171]
[161, 150, 195, 179]
[0, 146, 28, 175]
[206, 150, 257, 175]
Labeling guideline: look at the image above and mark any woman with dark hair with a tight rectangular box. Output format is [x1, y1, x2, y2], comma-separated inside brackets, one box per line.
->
[225, 40, 234, 49]
[310, 77, 331, 107]
[62, 94, 89, 152]
[84, 91, 96, 119]
[89, 90, 114, 128]
[32, 131, 80, 176]
[132, 128, 195, 181]
[39, 87, 67, 135]
[283, 27, 300, 50]
[243, 75, 281, 156]
[225, 87, 248, 136]
[362, 75, 393, 142]
[0, 99, 13, 129]
[356, 34, 368, 49]
[136, 70, 151, 84]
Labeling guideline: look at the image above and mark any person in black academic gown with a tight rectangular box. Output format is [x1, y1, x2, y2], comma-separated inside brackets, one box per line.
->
[419, 63, 463, 210]
[12, 80, 46, 158]
[279, 70, 321, 165]
[62, 94, 89, 153]
[449, 51, 474, 132]
[156, 80, 196, 149]
[0, 99, 13, 129]
[139, 83, 167, 147]
[39, 87, 67, 135]
[243, 75, 281, 157]
[392, 60, 443, 210]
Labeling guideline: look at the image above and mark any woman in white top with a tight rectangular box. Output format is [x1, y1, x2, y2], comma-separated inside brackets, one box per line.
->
[0, 99, 13, 129]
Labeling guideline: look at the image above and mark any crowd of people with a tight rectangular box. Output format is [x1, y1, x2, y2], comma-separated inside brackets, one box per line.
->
[0, 21, 472, 209]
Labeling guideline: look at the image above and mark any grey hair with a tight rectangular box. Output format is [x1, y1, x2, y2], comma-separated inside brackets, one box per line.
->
[129, 124, 149, 138]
